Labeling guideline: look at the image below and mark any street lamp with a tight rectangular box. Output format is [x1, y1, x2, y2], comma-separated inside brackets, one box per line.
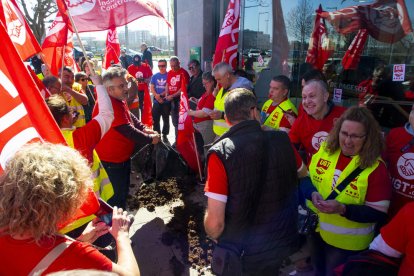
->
[257, 12, 269, 49]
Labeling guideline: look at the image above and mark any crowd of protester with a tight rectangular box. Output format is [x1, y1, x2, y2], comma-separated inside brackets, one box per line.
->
[2, 45, 414, 275]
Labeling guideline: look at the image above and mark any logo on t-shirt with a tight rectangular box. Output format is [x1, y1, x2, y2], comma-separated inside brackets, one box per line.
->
[135, 71, 143, 79]
[170, 75, 181, 87]
[397, 153, 414, 180]
[312, 131, 329, 150]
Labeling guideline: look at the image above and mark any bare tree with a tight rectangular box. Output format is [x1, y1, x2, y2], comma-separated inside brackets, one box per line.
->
[18, 0, 57, 43]
[286, 0, 313, 58]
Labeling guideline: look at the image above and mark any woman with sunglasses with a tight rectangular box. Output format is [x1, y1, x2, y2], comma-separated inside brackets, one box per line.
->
[300, 106, 392, 275]
[76, 72, 96, 123]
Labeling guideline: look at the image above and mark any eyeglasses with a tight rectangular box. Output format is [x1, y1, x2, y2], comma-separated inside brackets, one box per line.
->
[340, 131, 366, 141]
[110, 82, 131, 90]
[158, 64, 167, 68]
[80, 78, 87, 81]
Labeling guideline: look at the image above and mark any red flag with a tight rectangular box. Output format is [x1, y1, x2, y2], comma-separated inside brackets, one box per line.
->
[0, 0, 42, 61]
[26, 65, 52, 99]
[306, 5, 334, 70]
[342, 29, 368, 70]
[0, 21, 98, 227]
[176, 76, 201, 173]
[56, 0, 171, 33]
[141, 84, 153, 128]
[103, 27, 120, 69]
[41, 12, 77, 76]
[212, 0, 240, 70]
[0, 21, 65, 173]
[320, 0, 413, 43]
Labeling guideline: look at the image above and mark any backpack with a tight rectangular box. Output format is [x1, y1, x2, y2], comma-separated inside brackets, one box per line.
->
[335, 249, 400, 276]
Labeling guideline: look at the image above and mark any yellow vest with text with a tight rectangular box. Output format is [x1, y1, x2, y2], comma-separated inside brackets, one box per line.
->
[69, 83, 86, 128]
[59, 130, 114, 233]
[261, 98, 297, 130]
[213, 87, 230, 136]
[308, 142, 380, 251]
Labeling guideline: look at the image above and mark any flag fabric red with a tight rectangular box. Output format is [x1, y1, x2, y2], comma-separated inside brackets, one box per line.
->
[342, 29, 368, 70]
[56, 0, 171, 33]
[103, 27, 120, 69]
[41, 12, 77, 76]
[320, 0, 413, 44]
[0, 0, 42, 61]
[212, 0, 240, 70]
[141, 84, 153, 128]
[0, 21, 65, 173]
[306, 5, 334, 70]
[0, 22, 98, 228]
[26, 65, 52, 99]
[176, 76, 201, 173]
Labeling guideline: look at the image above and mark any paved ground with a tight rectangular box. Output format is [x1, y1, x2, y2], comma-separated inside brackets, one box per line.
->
[126, 119, 314, 276]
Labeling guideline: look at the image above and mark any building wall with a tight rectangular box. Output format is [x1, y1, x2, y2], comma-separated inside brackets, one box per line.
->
[175, 0, 222, 71]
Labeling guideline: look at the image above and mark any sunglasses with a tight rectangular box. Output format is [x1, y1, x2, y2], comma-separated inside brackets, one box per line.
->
[188, 66, 195, 70]
[80, 78, 87, 81]
[158, 64, 167, 68]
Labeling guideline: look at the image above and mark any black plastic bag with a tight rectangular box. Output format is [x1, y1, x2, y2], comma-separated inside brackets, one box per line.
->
[131, 144, 155, 182]
[131, 142, 189, 181]
[155, 142, 189, 179]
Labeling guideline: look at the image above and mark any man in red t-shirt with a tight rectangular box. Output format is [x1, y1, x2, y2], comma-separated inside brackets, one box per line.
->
[94, 66, 161, 209]
[127, 54, 153, 117]
[164, 56, 190, 141]
[385, 104, 414, 218]
[370, 202, 414, 275]
[289, 79, 346, 164]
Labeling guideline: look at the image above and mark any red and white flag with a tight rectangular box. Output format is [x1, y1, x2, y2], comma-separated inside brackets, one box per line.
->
[342, 29, 368, 70]
[103, 27, 120, 69]
[56, 0, 171, 33]
[0, 21, 99, 227]
[306, 5, 334, 70]
[0, 21, 65, 173]
[26, 65, 51, 99]
[176, 76, 201, 173]
[212, 0, 240, 70]
[41, 12, 77, 76]
[141, 84, 153, 128]
[321, 0, 412, 43]
[0, 0, 42, 61]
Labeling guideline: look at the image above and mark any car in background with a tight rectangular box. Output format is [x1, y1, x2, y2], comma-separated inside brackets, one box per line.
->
[148, 46, 163, 55]
[248, 49, 261, 59]
[126, 49, 142, 58]
[73, 46, 94, 60]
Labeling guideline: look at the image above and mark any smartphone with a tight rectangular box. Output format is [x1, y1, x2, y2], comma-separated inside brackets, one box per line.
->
[95, 198, 113, 226]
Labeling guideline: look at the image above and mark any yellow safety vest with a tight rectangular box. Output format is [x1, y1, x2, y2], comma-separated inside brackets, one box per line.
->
[213, 87, 230, 136]
[59, 130, 114, 233]
[261, 98, 297, 130]
[308, 142, 380, 251]
[69, 83, 86, 128]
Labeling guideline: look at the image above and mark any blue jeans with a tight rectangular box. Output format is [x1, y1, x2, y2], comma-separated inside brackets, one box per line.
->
[152, 102, 171, 135]
[170, 98, 180, 140]
[101, 160, 131, 209]
[309, 232, 362, 276]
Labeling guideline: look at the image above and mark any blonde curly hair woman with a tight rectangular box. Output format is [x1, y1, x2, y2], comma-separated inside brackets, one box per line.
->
[0, 143, 139, 275]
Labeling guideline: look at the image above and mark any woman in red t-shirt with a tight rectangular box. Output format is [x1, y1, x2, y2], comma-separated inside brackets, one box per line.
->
[188, 71, 216, 156]
[0, 143, 139, 275]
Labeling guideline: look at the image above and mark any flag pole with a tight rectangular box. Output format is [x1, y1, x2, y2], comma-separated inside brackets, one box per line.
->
[64, 6, 96, 76]
[192, 132, 203, 182]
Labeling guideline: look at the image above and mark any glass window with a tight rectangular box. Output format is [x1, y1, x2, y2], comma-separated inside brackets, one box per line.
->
[240, 0, 414, 119]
